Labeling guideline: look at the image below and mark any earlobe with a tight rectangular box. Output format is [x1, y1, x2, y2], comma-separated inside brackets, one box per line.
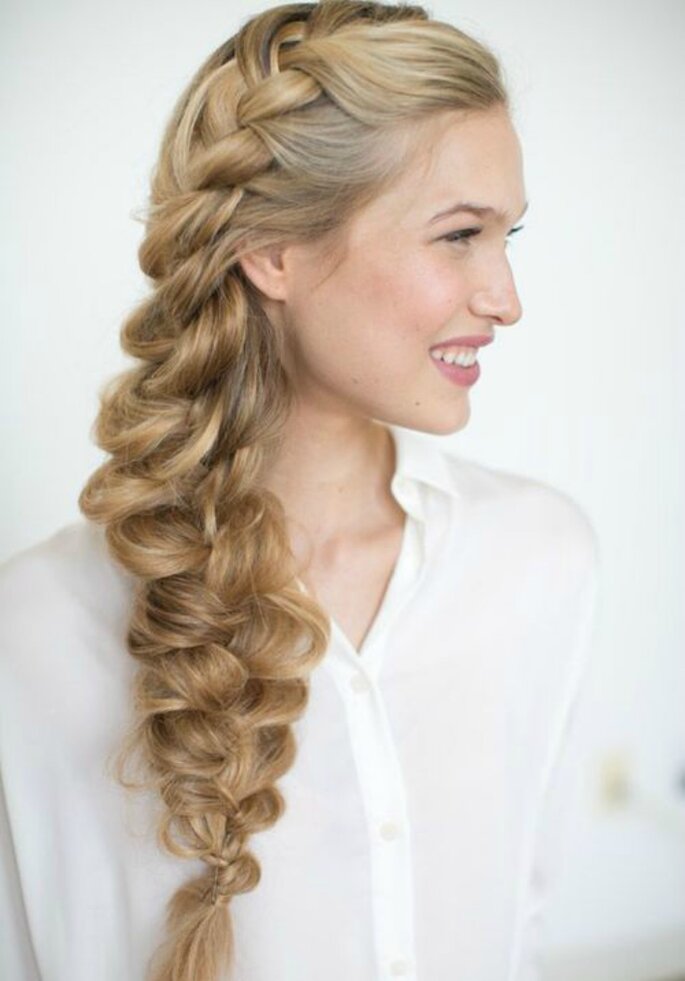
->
[237, 245, 288, 301]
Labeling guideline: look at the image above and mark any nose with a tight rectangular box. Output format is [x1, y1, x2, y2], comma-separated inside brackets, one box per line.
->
[468, 254, 523, 327]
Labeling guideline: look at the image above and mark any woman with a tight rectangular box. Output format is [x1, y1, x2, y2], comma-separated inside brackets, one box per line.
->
[0, 2, 600, 979]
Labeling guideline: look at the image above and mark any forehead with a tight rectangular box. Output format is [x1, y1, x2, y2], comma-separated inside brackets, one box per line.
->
[352, 106, 526, 234]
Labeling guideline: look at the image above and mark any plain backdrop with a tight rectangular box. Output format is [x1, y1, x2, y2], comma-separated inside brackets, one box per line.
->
[2, 1, 684, 977]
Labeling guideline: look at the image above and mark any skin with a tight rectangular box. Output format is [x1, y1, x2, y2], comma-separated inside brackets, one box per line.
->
[239, 104, 527, 560]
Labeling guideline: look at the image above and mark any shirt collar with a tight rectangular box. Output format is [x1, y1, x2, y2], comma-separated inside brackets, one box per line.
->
[387, 423, 462, 524]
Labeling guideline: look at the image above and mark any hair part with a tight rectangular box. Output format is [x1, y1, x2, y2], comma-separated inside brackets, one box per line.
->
[78, 2, 509, 978]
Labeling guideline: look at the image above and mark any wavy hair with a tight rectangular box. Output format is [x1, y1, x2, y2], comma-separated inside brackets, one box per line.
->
[78, 2, 508, 978]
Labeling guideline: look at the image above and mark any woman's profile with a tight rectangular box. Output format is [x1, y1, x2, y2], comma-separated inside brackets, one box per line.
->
[0, 2, 600, 980]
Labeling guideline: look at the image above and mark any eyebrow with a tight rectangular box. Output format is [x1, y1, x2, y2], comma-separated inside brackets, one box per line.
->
[428, 200, 529, 225]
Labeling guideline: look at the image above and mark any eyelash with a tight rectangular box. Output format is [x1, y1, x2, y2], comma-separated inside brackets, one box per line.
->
[444, 224, 525, 245]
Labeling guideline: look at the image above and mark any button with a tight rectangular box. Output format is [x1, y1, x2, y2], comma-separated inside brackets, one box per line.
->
[350, 673, 371, 693]
[389, 959, 409, 975]
[379, 821, 400, 840]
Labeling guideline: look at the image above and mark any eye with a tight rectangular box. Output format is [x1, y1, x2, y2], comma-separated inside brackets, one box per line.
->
[443, 227, 482, 244]
[442, 224, 525, 247]
[507, 224, 525, 242]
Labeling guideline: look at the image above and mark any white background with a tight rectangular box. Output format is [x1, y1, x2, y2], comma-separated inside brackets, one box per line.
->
[2, 1, 684, 978]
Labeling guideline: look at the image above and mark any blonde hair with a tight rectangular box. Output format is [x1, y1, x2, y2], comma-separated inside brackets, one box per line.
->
[78, 2, 508, 978]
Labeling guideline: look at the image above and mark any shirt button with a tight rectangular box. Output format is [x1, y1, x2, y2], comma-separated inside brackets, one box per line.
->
[389, 959, 409, 975]
[379, 821, 400, 840]
[350, 673, 371, 693]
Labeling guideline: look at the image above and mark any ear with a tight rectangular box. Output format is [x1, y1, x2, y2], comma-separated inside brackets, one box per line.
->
[237, 244, 288, 301]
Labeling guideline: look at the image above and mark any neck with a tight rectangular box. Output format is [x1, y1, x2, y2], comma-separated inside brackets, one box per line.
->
[257, 413, 400, 548]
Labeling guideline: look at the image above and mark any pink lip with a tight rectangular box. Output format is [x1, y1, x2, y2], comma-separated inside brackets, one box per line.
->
[430, 334, 494, 351]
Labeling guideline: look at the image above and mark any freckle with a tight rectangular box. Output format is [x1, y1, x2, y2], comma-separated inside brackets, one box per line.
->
[414, 401, 421, 406]
[351, 377, 359, 384]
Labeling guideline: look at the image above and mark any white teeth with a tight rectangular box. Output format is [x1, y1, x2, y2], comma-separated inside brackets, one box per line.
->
[430, 347, 478, 367]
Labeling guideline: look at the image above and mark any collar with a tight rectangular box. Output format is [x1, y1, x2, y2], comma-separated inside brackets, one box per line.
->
[387, 423, 462, 524]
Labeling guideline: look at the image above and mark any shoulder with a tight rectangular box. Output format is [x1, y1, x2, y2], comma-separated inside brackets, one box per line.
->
[0, 520, 137, 731]
[437, 454, 602, 700]
[0, 518, 136, 640]
[441, 451, 600, 581]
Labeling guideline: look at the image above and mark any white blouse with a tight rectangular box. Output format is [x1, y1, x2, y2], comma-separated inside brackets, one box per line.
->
[0, 423, 600, 981]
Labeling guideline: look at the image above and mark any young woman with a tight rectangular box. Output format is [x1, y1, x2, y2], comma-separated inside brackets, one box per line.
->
[0, 2, 600, 979]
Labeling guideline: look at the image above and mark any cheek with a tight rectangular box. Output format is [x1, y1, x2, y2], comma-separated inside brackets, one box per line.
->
[361, 254, 463, 344]
[292, 250, 465, 380]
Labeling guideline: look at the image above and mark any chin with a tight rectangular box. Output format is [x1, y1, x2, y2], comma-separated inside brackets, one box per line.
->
[432, 417, 470, 437]
[399, 407, 471, 438]
[429, 399, 472, 436]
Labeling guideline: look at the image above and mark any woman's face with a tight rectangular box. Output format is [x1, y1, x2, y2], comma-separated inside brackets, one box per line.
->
[250, 105, 527, 436]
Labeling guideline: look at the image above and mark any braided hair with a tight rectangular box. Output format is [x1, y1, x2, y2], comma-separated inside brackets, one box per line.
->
[78, 2, 508, 978]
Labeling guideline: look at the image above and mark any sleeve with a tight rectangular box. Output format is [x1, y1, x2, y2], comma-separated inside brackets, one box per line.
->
[0, 757, 42, 980]
[0, 549, 44, 981]
[512, 539, 602, 981]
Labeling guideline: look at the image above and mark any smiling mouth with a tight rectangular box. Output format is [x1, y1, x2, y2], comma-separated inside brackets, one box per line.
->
[429, 351, 481, 387]
[429, 347, 479, 368]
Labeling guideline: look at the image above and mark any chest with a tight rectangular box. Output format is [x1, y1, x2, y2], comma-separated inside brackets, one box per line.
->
[298, 517, 407, 655]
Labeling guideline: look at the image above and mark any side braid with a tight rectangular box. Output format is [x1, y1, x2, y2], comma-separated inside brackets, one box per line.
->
[84, 29, 331, 981]
[78, 3, 508, 979]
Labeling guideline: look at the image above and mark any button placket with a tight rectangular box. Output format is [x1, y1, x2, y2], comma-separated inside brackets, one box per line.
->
[350, 672, 372, 693]
[338, 663, 417, 981]
[379, 820, 400, 841]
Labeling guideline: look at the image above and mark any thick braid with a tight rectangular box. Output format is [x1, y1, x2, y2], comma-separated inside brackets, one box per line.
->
[83, 19, 330, 981]
[78, 3, 508, 979]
